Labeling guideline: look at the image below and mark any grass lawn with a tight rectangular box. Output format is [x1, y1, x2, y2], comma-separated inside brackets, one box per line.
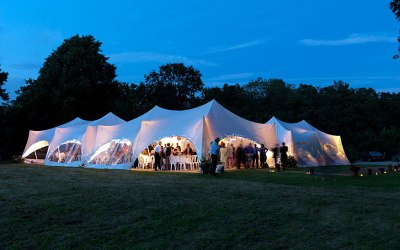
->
[1, 164, 400, 249]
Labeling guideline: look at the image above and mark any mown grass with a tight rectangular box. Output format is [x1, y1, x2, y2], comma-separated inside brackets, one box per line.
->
[1, 164, 400, 249]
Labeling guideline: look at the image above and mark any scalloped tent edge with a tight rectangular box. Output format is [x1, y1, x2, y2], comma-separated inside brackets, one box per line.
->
[266, 116, 350, 167]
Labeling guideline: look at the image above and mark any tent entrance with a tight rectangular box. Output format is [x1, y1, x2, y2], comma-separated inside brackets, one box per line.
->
[135, 136, 199, 171]
[25, 145, 48, 161]
[219, 136, 275, 169]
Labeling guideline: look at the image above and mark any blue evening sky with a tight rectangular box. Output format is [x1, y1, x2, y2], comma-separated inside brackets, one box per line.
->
[1, 0, 399, 99]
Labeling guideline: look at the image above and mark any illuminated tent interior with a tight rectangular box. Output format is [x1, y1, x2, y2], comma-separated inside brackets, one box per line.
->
[44, 112, 126, 167]
[134, 136, 198, 170]
[266, 117, 350, 167]
[220, 136, 276, 167]
[86, 100, 277, 170]
[85, 107, 162, 169]
[22, 117, 89, 163]
[22, 100, 349, 170]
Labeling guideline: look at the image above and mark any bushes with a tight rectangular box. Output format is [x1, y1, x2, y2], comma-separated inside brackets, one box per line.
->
[11, 155, 22, 163]
[288, 156, 297, 168]
[350, 165, 361, 176]
[200, 157, 211, 174]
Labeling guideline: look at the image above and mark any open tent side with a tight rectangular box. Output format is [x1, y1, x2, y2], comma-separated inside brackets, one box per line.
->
[266, 117, 350, 167]
[22, 117, 90, 161]
[85, 100, 277, 170]
[203, 101, 277, 158]
[44, 113, 126, 167]
[300, 121, 350, 165]
[132, 101, 213, 160]
[85, 106, 164, 169]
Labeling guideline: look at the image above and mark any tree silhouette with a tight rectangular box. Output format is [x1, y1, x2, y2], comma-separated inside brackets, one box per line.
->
[390, 0, 400, 59]
[0, 67, 9, 101]
[144, 63, 204, 109]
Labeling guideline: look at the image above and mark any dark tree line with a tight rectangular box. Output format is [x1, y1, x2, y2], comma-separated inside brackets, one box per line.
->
[0, 34, 400, 162]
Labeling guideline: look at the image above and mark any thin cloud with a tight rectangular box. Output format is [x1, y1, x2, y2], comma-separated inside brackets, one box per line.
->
[7, 62, 41, 70]
[300, 34, 397, 46]
[108, 52, 216, 67]
[376, 87, 400, 93]
[286, 75, 400, 82]
[203, 40, 263, 54]
[205, 72, 255, 82]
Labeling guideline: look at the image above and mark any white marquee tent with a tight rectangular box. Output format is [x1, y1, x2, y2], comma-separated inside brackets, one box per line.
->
[44, 112, 126, 167]
[266, 116, 350, 167]
[22, 100, 350, 170]
[86, 100, 278, 169]
[22, 117, 90, 163]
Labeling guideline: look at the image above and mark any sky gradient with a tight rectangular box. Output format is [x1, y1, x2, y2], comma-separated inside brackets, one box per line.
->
[1, 0, 399, 99]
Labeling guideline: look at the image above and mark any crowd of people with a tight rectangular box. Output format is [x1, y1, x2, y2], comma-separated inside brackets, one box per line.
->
[136, 141, 197, 171]
[207, 137, 290, 175]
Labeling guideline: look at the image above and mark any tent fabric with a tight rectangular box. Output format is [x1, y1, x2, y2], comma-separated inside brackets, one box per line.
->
[22, 117, 89, 159]
[86, 100, 277, 170]
[85, 107, 161, 169]
[23, 100, 349, 170]
[266, 116, 350, 167]
[44, 113, 126, 167]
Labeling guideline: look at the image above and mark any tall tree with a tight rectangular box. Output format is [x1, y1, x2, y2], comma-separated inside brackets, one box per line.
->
[390, 0, 400, 59]
[13, 34, 120, 129]
[144, 63, 204, 109]
[244, 78, 294, 122]
[1, 35, 121, 159]
[0, 67, 9, 101]
[203, 83, 253, 120]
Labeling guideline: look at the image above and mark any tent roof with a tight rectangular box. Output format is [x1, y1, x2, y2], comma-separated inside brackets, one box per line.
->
[87, 100, 277, 169]
[266, 116, 350, 166]
[22, 117, 91, 158]
[44, 113, 126, 166]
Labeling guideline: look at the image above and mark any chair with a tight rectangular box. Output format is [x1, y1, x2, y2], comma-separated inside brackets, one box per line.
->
[143, 155, 153, 169]
[178, 155, 187, 170]
[191, 155, 199, 170]
[170, 156, 177, 170]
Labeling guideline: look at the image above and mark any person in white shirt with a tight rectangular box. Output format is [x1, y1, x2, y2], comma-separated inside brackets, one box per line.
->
[154, 142, 162, 171]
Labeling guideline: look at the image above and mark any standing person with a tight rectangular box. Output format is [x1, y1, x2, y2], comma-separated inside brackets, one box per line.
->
[175, 143, 182, 154]
[244, 143, 253, 169]
[235, 144, 243, 169]
[160, 145, 166, 169]
[165, 143, 172, 170]
[280, 142, 289, 171]
[272, 143, 279, 169]
[219, 142, 227, 168]
[259, 144, 268, 168]
[183, 143, 193, 155]
[252, 143, 259, 169]
[154, 142, 162, 171]
[210, 137, 221, 176]
[226, 143, 234, 168]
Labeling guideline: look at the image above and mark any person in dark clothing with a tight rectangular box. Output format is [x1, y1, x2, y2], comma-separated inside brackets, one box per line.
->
[272, 144, 279, 165]
[165, 143, 172, 170]
[272, 143, 279, 170]
[235, 144, 243, 169]
[252, 143, 259, 169]
[259, 144, 268, 168]
[153, 143, 162, 171]
[280, 142, 289, 171]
